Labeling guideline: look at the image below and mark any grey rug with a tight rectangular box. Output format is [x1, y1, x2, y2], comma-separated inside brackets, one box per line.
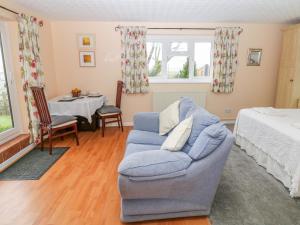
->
[0, 147, 69, 180]
[210, 145, 300, 225]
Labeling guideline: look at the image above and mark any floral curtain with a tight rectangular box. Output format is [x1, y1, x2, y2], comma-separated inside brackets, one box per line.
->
[18, 14, 44, 143]
[120, 26, 149, 94]
[212, 27, 242, 93]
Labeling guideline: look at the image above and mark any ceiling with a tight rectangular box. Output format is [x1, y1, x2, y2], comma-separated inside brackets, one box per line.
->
[10, 0, 300, 23]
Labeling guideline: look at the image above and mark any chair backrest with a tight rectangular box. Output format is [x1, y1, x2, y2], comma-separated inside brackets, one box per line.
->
[31, 86, 52, 126]
[115, 80, 123, 109]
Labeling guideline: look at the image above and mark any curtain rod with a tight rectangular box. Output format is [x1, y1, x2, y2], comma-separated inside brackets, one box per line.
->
[115, 25, 216, 31]
[0, 5, 18, 15]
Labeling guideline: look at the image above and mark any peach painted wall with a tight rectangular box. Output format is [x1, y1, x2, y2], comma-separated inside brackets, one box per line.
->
[51, 21, 283, 123]
[0, 1, 57, 132]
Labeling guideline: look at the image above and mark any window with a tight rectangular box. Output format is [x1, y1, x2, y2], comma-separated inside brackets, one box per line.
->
[146, 35, 213, 83]
[0, 23, 21, 144]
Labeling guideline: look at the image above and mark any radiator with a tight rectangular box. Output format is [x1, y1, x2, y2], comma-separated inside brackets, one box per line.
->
[152, 91, 207, 112]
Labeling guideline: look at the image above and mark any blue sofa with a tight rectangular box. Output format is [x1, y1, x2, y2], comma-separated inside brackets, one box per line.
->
[118, 98, 234, 222]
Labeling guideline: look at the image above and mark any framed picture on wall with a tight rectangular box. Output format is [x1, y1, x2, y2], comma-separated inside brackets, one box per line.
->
[77, 34, 95, 49]
[79, 51, 96, 67]
[247, 48, 262, 66]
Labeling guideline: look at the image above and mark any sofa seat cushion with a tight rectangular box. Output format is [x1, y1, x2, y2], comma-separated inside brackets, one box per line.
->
[125, 143, 161, 157]
[188, 123, 228, 160]
[127, 130, 167, 146]
[186, 107, 220, 147]
[118, 150, 192, 177]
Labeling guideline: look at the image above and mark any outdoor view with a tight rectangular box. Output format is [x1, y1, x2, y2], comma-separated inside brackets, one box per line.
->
[0, 35, 13, 133]
[147, 41, 211, 79]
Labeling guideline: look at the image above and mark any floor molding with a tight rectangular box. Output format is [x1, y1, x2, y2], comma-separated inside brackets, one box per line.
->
[0, 143, 35, 172]
[221, 120, 236, 125]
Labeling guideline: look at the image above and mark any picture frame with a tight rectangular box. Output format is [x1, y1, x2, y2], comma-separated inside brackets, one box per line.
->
[79, 51, 96, 67]
[77, 34, 96, 49]
[247, 48, 262, 66]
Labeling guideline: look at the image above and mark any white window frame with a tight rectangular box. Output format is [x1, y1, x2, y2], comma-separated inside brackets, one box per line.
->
[147, 35, 214, 84]
[0, 22, 22, 144]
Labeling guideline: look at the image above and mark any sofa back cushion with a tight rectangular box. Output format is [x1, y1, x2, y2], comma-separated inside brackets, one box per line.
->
[186, 107, 220, 147]
[179, 97, 197, 121]
[118, 150, 192, 177]
[188, 123, 228, 160]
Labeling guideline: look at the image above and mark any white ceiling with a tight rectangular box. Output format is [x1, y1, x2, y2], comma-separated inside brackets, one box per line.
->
[10, 0, 300, 23]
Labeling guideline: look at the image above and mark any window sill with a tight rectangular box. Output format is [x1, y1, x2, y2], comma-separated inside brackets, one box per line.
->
[149, 78, 212, 84]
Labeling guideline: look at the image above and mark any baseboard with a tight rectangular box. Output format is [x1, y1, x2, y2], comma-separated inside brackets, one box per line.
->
[221, 120, 236, 125]
[0, 143, 36, 173]
[106, 121, 133, 127]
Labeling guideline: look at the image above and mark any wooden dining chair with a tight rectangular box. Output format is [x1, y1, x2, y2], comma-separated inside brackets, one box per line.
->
[31, 86, 79, 155]
[97, 80, 123, 137]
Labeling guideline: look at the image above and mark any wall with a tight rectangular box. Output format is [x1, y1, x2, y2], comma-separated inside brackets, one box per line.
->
[0, 0, 57, 132]
[51, 21, 283, 123]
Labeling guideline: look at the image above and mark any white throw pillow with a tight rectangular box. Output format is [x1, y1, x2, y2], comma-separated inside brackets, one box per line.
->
[161, 116, 193, 151]
[159, 100, 180, 136]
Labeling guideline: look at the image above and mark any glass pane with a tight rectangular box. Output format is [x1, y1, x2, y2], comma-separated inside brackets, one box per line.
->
[167, 56, 189, 79]
[171, 42, 188, 52]
[194, 42, 211, 77]
[146, 42, 162, 77]
[0, 34, 13, 133]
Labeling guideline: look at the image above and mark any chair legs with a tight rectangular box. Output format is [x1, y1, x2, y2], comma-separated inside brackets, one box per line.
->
[40, 126, 44, 151]
[119, 114, 123, 132]
[74, 124, 79, 145]
[102, 118, 106, 137]
[48, 129, 53, 155]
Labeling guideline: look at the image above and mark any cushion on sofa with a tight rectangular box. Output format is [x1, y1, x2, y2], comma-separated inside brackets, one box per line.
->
[161, 116, 193, 151]
[188, 123, 228, 160]
[179, 97, 197, 121]
[125, 143, 161, 157]
[127, 130, 167, 146]
[118, 150, 192, 177]
[186, 107, 220, 147]
[159, 101, 180, 135]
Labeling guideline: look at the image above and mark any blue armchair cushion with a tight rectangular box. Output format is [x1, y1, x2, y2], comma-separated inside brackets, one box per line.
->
[179, 97, 197, 121]
[188, 123, 228, 160]
[133, 112, 159, 133]
[125, 143, 161, 157]
[118, 150, 192, 177]
[186, 107, 220, 147]
[127, 130, 167, 146]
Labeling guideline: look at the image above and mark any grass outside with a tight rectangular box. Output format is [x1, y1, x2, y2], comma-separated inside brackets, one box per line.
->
[0, 115, 13, 133]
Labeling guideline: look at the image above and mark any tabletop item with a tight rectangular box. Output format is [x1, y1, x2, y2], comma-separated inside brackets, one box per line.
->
[71, 88, 81, 97]
[48, 95, 106, 123]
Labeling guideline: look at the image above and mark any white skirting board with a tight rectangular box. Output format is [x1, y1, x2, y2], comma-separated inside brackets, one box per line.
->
[0, 143, 36, 172]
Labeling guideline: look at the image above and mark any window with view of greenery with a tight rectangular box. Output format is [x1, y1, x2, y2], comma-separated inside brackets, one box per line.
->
[146, 36, 212, 82]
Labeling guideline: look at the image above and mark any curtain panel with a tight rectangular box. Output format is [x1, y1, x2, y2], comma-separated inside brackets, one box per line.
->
[212, 27, 242, 93]
[18, 14, 44, 143]
[120, 26, 149, 94]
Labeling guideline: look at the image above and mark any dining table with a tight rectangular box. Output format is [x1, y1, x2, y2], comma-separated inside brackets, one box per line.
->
[48, 95, 106, 131]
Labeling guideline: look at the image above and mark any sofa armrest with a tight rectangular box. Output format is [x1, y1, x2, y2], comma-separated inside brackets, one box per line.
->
[133, 112, 159, 133]
[118, 150, 192, 177]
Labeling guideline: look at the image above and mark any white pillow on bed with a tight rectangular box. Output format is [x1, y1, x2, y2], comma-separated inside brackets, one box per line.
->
[159, 100, 180, 135]
[161, 116, 193, 151]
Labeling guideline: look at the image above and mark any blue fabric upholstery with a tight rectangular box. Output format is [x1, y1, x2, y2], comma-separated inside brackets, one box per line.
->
[127, 130, 167, 146]
[118, 150, 192, 177]
[179, 97, 197, 121]
[125, 143, 161, 157]
[51, 115, 77, 127]
[118, 103, 234, 222]
[188, 123, 228, 160]
[186, 107, 220, 147]
[133, 112, 159, 133]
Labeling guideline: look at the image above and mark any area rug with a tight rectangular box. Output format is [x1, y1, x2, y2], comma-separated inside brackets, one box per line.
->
[0, 147, 69, 180]
[210, 145, 300, 225]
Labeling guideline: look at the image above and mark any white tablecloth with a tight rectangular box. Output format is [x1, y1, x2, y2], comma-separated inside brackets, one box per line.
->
[48, 96, 106, 123]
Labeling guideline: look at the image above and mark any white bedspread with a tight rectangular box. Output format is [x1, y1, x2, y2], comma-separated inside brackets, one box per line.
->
[234, 108, 300, 197]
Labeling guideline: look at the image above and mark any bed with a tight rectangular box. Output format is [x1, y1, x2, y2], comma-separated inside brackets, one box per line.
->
[234, 107, 300, 197]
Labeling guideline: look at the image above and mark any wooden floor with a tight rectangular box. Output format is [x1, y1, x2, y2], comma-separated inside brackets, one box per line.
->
[0, 127, 210, 225]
